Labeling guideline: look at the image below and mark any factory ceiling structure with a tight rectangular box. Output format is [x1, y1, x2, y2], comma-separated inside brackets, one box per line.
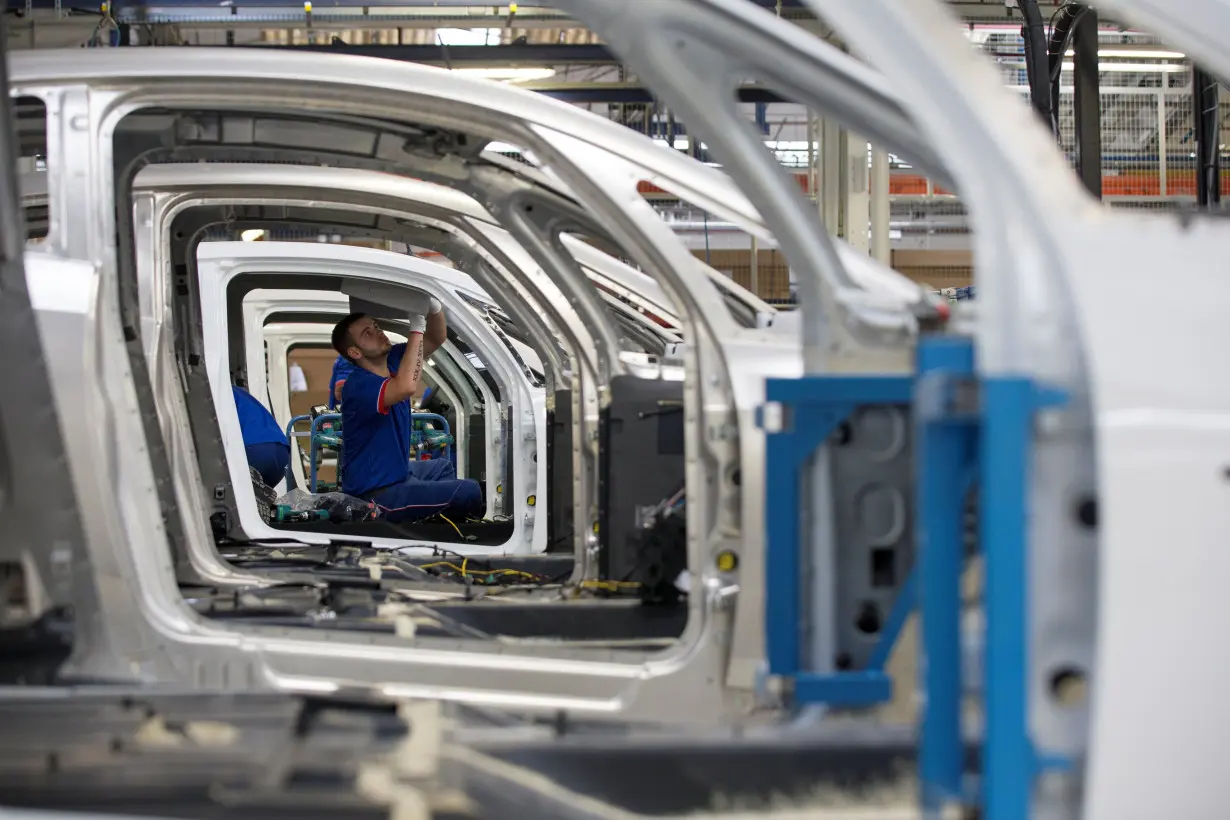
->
[4, 0, 1198, 241]
[0, 0, 1111, 105]
[5, 1, 1074, 52]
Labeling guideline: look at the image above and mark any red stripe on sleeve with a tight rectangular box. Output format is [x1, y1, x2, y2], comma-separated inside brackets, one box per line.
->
[377, 379, 391, 415]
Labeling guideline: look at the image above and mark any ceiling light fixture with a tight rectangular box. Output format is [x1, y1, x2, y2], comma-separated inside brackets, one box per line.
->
[1002, 59, 1187, 73]
[1065, 48, 1186, 60]
[1065, 61, 1187, 73]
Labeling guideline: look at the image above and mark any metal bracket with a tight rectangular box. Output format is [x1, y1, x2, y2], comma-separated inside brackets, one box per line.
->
[913, 334, 1069, 816]
[761, 373, 913, 707]
[467, 164, 623, 384]
[116, 111, 594, 390]
[915, 335, 980, 809]
[762, 331, 1075, 817]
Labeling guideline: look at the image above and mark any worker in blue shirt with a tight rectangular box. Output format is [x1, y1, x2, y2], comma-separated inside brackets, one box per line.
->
[327, 355, 355, 408]
[232, 385, 291, 488]
[330, 298, 482, 523]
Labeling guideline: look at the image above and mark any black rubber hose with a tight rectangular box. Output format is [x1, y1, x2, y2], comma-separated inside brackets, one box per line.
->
[1047, 4, 1090, 138]
[1018, 0, 1052, 123]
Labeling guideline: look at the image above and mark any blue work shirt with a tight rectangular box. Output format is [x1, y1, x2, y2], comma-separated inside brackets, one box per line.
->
[340, 343, 413, 497]
[232, 386, 290, 448]
[328, 355, 357, 408]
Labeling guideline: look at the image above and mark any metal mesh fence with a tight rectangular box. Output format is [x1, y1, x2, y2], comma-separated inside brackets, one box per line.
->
[696, 24, 1218, 300]
[970, 26, 1214, 211]
[1051, 86, 1227, 209]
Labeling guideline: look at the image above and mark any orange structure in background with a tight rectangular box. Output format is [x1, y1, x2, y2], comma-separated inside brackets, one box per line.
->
[638, 171, 1230, 200]
[637, 167, 1219, 302]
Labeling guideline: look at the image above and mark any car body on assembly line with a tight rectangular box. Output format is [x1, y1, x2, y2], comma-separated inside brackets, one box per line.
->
[10, 42, 928, 721]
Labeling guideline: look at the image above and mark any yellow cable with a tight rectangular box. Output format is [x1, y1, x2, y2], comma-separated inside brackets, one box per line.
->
[416, 559, 546, 584]
[418, 560, 467, 576]
[579, 580, 641, 592]
[439, 514, 464, 540]
[498, 569, 541, 580]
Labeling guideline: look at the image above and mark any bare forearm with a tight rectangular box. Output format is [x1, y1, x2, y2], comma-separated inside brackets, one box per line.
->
[384, 334, 424, 406]
[424, 309, 446, 357]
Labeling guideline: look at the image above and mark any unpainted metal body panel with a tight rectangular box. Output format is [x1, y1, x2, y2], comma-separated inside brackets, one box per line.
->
[136, 167, 785, 690]
[27, 236, 745, 718]
[117, 168, 693, 609]
[242, 283, 512, 527]
[10, 51, 781, 720]
[199, 241, 544, 555]
[11, 41, 930, 717]
[244, 291, 490, 490]
[114, 162, 784, 692]
[544, 0, 934, 687]
[807, 0, 1230, 815]
[130, 174, 600, 571]
[125, 164, 688, 579]
[240, 281, 510, 516]
[1034, 2, 1230, 811]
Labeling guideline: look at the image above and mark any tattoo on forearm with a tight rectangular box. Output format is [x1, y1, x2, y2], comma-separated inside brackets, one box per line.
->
[411, 342, 424, 388]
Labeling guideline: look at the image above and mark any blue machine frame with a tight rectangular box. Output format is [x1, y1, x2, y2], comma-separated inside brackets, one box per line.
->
[410, 412, 455, 469]
[285, 411, 454, 494]
[762, 333, 1067, 819]
[761, 372, 914, 706]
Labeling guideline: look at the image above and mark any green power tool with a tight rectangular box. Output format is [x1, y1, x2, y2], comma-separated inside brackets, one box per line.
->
[273, 506, 330, 524]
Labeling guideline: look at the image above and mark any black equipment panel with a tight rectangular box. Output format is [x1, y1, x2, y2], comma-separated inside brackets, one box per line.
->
[598, 375, 685, 581]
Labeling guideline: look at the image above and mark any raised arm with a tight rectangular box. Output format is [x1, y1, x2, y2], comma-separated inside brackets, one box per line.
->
[424, 297, 446, 358]
[379, 318, 425, 408]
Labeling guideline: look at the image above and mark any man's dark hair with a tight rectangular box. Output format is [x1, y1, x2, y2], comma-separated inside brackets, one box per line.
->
[331, 312, 367, 361]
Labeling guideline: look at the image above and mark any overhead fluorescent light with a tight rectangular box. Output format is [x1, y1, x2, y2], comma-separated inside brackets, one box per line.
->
[1065, 48, 1186, 60]
[450, 67, 557, 83]
[1065, 61, 1188, 73]
[1002, 59, 1187, 73]
[240, 229, 265, 242]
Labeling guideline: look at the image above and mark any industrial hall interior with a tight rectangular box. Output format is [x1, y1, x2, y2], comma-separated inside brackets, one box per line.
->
[0, 0, 1224, 818]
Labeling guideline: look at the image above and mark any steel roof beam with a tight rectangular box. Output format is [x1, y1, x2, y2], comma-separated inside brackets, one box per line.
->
[6, 0, 1057, 18]
[527, 82, 786, 104]
[261, 42, 618, 64]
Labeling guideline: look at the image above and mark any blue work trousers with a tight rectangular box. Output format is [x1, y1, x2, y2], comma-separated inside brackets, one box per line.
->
[366, 459, 483, 523]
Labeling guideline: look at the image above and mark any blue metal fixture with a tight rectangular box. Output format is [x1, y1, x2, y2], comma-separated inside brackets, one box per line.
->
[914, 336, 979, 809]
[910, 335, 1069, 818]
[289, 411, 454, 493]
[764, 333, 1069, 819]
[308, 412, 342, 493]
[284, 413, 311, 487]
[761, 373, 914, 707]
[411, 412, 454, 467]
[979, 371, 1068, 820]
